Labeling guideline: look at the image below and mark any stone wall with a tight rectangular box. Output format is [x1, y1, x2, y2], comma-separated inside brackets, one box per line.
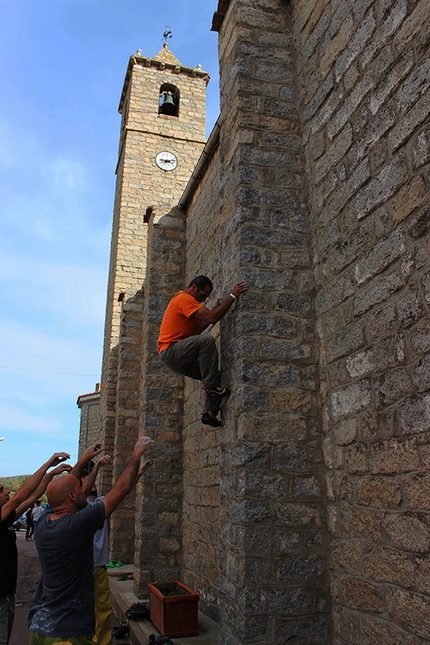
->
[133, 207, 186, 596]
[291, 0, 430, 642]
[204, 2, 330, 642]
[84, 2, 429, 643]
[182, 146, 223, 619]
[77, 389, 100, 457]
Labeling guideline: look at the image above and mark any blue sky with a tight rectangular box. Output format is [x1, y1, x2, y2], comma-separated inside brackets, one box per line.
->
[0, 1, 220, 476]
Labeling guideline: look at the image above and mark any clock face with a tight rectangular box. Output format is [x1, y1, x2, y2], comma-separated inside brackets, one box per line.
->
[155, 151, 178, 171]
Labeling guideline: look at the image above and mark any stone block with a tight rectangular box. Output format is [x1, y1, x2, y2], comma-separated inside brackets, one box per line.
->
[355, 229, 405, 286]
[275, 501, 322, 527]
[351, 506, 382, 541]
[272, 390, 317, 415]
[398, 292, 424, 328]
[361, 616, 407, 645]
[354, 271, 403, 317]
[387, 587, 430, 639]
[330, 540, 361, 575]
[409, 206, 430, 238]
[327, 321, 365, 362]
[403, 472, 430, 510]
[292, 474, 322, 497]
[389, 91, 430, 151]
[277, 617, 329, 644]
[239, 359, 301, 388]
[356, 152, 407, 218]
[357, 477, 402, 508]
[370, 49, 414, 115]
[346, 334, 405, 379]
[362, 546, 414, 587]
[414, 353, 430, 392]
[316, 274, 355, 314]
[330, 379, 372, 420]
[368, 300, 398, 340]
[276, 555, 324, 583]
[392, 175, 428, 225]
[369, 438, 420, 474]
[273, 444, 321, 472]
[339, 576, 383, 612]
[413, 129, 430, 169]
[237, 585, 312, 616]
[383, 512, 430, 553]
[396, 57, 430, 114]
[399, 396, 430, 434]
[237, 412, 307, 442]
[274, 292, 312, 317]
[415, 556, 430, 594]
[374, 368, 413, 408]
[330, 223, 373, 274]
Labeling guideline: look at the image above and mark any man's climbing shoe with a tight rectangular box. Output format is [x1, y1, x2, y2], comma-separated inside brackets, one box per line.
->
[202, 412, 222, 427]
[205, 386, 230, 398]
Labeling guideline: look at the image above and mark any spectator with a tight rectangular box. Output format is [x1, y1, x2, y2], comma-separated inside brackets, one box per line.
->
[82, 454, 112, 645]
[28, 437, 153, 645]
[0, 453, 71, 645]
[25, 505, 34, 541]
[31, 501, 44, 539]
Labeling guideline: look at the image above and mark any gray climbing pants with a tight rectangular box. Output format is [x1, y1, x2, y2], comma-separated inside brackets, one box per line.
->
[160, 334, 221, 413]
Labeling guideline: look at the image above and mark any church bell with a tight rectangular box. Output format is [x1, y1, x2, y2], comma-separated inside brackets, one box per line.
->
[160, 91, 176, 115]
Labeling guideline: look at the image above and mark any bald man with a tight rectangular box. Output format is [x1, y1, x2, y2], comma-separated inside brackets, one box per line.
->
[28, 437, 153, 645]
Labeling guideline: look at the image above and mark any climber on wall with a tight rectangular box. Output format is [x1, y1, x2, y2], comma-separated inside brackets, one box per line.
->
[158, 275, 249, 427]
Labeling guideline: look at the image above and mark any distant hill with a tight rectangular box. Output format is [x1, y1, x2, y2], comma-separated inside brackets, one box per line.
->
[1, 475, 30, 492]
[0, 475, 48, 504]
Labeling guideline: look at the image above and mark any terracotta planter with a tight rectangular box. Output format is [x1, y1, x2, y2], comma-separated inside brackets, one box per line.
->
[148, 581, 199, 637]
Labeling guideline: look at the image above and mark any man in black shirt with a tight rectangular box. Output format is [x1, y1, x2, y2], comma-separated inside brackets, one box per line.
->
[0, 452, 70, 645]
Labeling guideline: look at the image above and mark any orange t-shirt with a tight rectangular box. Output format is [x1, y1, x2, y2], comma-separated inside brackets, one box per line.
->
[158, 291, 203, 353]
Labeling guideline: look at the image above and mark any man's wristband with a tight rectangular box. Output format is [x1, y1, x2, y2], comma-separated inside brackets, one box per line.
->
[229, 293, 236, 300]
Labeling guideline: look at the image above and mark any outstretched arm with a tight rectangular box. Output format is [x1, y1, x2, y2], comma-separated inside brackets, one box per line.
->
[13, 463, 72, 519]
[102, 437, 154, 518]
[83, 455, 111, 496]
[69, 442, 104, 480]
[193, 281, 249, 327]
[0, 452, 70, 523]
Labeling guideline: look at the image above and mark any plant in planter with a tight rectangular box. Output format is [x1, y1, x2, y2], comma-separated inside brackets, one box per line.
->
[147, 581, 199, 637]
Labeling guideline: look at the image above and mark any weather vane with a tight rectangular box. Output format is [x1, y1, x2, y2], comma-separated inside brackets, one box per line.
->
[162, 27, 172, 44]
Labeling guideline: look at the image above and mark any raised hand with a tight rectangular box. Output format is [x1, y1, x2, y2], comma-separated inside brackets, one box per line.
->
[135, 436, 154, 456]
[83, 442, 104, 461]
[231, 281, 249, 298]
[47, 452, 71, 468]
[48, 464, 72, 477]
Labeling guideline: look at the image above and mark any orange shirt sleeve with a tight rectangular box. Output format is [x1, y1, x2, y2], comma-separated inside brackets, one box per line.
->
[158, 291, 203, 353]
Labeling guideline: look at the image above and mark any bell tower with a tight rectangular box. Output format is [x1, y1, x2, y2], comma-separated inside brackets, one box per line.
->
[99, 43, 209, 499]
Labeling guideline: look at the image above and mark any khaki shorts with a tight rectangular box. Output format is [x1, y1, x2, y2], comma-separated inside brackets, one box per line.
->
[30, 633, 96, 645]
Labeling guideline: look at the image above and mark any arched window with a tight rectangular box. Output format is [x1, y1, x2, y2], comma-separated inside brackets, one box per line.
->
[159, 83, 180, 117]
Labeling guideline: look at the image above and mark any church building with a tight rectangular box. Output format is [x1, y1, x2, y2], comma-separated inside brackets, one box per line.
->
[78, 2, 430, 643]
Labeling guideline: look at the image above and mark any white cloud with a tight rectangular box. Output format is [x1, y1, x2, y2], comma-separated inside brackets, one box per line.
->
[0, 406, 58, 434]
